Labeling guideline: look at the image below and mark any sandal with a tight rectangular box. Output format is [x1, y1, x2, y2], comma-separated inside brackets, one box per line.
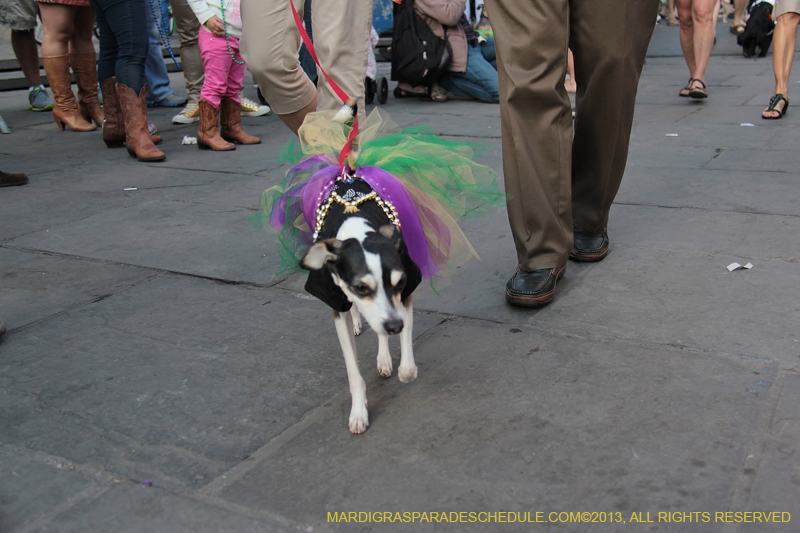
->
[679, 78, 694, 97]
[394, 86, 429, 99]
[729, 24, 745, 35]
[762, 93, 789, 119]
[689, 79, 708, 99]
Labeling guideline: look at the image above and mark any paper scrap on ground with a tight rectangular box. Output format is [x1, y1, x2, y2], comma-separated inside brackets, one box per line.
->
[741, 123, 755, 127]
[123, 188, 137, 191]
[727, 262, 754, 271]
[182, 136, 197, 145]
[666, 133, 678, 136]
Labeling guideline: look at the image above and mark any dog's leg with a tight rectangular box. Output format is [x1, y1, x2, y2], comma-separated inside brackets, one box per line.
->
[397, 296, 418, 383]
[333, 310, 369, 433]
[376, 334, 392, 377]
[350, 306, 363, 336]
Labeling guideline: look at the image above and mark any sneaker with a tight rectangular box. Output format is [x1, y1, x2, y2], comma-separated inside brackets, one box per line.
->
[29, 87, 54, 112]
[148, 93, 188, 108]
[172, 102, 200, 124]
[240, 97, 270, 117]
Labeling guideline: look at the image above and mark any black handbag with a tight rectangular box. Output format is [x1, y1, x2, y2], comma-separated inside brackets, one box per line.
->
[391, 0, 451, 87]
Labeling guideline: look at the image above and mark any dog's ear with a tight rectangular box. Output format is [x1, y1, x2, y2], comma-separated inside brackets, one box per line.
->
[300, 239, 342, 270]
[378, 224, 402, 250]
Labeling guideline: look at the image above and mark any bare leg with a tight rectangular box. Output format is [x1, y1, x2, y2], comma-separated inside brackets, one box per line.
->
[397, 296, 417, 383]
[332, 310, 368, 434]
[564, 49, 577, 93]
[732, 0, 746, 28]
[39, 3, 76, 57]
[376, 334, 392, 377]
[69, 7, 96, 55]
[676, 0, 697, 78]
[11, 30, 43, 87]
[277, 94, 318, 135]
[763, 12, 800, 118]
[689, 0, 718, 86]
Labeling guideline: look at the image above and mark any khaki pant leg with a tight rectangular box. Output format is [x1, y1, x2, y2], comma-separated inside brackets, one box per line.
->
[170, 0, 203, 105]
[570, 0, 659, 234]
[486, 0, 573, 271]
[311, 0, 372, 122]
[240, 0, 316, 115]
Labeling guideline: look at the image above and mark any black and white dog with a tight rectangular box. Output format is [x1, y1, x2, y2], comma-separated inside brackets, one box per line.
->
[300, 177, 422, 434]
[738, 0, 775, 58]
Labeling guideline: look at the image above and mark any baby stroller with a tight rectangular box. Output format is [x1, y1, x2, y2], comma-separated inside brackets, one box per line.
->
[365, 27, 389, 104]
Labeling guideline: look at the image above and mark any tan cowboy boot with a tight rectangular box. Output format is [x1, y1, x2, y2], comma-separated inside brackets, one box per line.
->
[220, 98, 261, 145]
[116, 83, 165, 162]
[69, 51, 104, 126]
[42, 54, 96, 132]
[197, 100, 235, 151]
[101, 77, 161, 148]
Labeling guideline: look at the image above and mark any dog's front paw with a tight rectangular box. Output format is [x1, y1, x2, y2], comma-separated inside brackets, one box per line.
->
[398, 364, 418, 383]
[348, 399, 369, 434]
[377, 352, 393, 378]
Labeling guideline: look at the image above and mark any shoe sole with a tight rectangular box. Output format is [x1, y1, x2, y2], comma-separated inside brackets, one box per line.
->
[505, 266, 566, 308]
[172, 117, 200, 124]
[242, 111, 270, 117]
[30, 106, 54, 112]
[569, 247, 609, 262]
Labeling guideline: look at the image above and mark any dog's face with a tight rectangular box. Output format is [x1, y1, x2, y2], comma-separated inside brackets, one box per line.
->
[301, 218, 408, 335]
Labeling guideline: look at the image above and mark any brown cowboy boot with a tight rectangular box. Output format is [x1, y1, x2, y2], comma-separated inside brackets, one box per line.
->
[42, 54, 96, 132]
[70, 51, 104, 126]
[220, 98, 261, 145]
[198, 100, 235, 151]
[101, 77, 161, 148]
[116, 83, 165, 162]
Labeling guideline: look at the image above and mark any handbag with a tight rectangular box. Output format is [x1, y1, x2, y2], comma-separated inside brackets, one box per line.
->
[391, 0, 451, 87]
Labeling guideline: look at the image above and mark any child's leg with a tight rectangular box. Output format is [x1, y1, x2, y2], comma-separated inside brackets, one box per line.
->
[224, 35, 245, 103]
[198, 27, 233, 108]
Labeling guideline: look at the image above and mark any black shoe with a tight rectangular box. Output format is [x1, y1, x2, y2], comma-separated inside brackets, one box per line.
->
[505, 265, 566, 308]
[570, 228, 609, 262]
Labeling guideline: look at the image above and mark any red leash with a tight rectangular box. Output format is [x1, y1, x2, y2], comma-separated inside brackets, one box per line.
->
[289, 1, 359, 170]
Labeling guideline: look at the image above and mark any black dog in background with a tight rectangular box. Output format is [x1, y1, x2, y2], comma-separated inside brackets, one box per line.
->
[738, 0, 776, 58]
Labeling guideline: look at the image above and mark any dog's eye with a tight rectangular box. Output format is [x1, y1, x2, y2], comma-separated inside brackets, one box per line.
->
[394, 277, 406, 293]
[351, 283, 372, 297]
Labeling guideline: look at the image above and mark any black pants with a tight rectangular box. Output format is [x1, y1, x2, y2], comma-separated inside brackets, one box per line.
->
[90, 0, 148, 92]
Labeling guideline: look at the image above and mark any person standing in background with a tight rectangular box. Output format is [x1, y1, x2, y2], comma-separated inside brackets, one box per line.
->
[0, 0, 55, 112]
[144, 1, 188, 108]
[37, 0, 101, 131]
[675, 0, 719, 99]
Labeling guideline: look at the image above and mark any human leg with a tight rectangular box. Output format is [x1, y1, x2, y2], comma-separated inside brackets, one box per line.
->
[689, 0, 718, 88]
[240, 0, 317, 134]
[763, 11, 800, 118]
[486, 0, 572, 281]
[144, 1, 174, 105]
[197, 28, 235, 150]
[439, 44, 499, 103]
[220, 36, 260, 144]
[731, 0, 746, 32]
[69, 6, 103, 125]
[170, 0, 203, 106]
[676, 0, 697, 89]
[11, 30, 43, 87]
[569, 0, 659, 237]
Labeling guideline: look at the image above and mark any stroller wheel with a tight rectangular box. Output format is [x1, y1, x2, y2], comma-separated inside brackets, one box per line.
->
[377, 77, 389, 104]
[365, 77, 376, 105]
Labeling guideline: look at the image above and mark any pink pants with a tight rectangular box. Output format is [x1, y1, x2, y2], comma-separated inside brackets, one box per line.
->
[198, 27, 244, 108]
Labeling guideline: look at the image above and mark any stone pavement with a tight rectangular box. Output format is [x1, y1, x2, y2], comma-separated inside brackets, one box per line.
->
[1, 24, 799, 533]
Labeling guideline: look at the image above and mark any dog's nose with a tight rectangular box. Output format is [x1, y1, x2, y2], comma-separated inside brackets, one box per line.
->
[383, 319, 404, 335]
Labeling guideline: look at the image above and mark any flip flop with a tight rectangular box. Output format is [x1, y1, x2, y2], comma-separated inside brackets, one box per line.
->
[762, 93, 789, 119]
[689, 79, 708, 99]
[730, 24, 745, 35]
[679, 78, 694, 97]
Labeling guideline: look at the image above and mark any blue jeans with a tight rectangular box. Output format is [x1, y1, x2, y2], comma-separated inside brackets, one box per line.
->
[144, 1, 173, 104]
[439, 39, 499, 103]
[91, 0, 149, 92]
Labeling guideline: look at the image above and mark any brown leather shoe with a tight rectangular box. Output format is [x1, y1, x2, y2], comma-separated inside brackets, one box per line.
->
[42, 54, 96, 132]
[0, 170, 29, 187]
[198, 100, 235, 151]
[505, 264, 566, 308]
[570, 228, 610, 262]
[116, 83, 165, 162]
[70, 52, 104, 126]
[101, 78, 162, 148]
[220, 98, 261, 145]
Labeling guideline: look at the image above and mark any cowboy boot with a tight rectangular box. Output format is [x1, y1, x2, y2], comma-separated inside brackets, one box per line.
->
[101, 77, 162, 148]
[70, 51, 104, 126]
[197, 100, 235, 151]
[220, 98, 261, 145]
[42, 54, 96, 132]
[116, 83, 165, 162]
